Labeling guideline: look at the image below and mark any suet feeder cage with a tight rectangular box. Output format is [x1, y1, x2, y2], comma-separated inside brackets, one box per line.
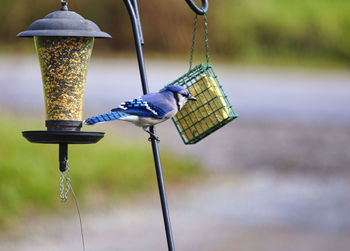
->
[169, 64, 238, 144]
[17, 1, 111, 171]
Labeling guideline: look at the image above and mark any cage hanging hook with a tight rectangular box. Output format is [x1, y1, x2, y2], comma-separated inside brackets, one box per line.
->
[185, 0, 208, 15]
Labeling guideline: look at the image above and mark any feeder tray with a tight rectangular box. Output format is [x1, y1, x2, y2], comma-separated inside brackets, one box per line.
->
[169, 64, 238, 144]
[22, 131, 104, 144]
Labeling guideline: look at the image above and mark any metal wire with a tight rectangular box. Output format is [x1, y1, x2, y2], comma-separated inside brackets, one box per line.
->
[70, 183, 86, 251]
[189, 15, 198, 70]
[189, 14, 209, 70]
[59, 164, 86, 251]
[204, 14, 209, 65]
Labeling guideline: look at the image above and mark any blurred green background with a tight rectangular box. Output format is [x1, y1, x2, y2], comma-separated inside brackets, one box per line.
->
[2, 0, 350, 66]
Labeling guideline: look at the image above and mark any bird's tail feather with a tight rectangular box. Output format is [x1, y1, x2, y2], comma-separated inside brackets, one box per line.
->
[84, 111, 127, 125]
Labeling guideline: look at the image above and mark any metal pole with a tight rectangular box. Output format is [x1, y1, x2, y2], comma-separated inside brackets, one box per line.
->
[123, 0, 149, 94]
[123, 1, 175, 250]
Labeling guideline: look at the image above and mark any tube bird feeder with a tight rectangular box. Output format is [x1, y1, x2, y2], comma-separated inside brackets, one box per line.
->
[17, 1, 111, 171]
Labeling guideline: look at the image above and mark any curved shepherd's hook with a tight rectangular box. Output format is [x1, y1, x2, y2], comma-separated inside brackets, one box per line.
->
[122, 1, 208, 250]
[185, 0, 208, 15]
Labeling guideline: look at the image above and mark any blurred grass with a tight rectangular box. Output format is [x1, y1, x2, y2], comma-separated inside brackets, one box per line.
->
[210, 0, 350, 66]
[0, 112, 201, 228]
[1, 0, 349, 67]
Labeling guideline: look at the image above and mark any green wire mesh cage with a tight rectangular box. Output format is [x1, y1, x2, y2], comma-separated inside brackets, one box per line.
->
[169, 63, 238, 144]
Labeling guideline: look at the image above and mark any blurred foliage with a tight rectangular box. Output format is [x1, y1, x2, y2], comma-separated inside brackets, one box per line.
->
[1, 0, 350, 65]
[0, 112, 200, 228]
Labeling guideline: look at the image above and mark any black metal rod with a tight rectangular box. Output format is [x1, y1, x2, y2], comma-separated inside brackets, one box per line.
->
[185, 0, 208, 15]
[123, 0, 148, 94]
[123, 1, 175, 250]
[59, 143, 68, 172]
[131, 0, 144, 44]
[149, 125, 175, 249]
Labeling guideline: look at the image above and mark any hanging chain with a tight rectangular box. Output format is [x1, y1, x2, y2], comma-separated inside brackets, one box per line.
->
[58, 164, 86, 251]
[60, 163, 71, 202]
[189, 13, 209, 70]
[204, 14, 209, 65]
[189, 14, 198, 70]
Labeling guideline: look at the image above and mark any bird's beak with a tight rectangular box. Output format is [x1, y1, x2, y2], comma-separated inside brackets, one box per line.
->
[188, 94, 197, 101]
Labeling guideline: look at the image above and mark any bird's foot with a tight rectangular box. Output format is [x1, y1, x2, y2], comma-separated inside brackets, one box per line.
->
[147, 131, 160, 142]
[143, 127, 160, 142]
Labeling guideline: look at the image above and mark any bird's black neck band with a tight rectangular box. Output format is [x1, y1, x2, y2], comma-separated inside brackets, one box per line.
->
[173, 92, 180, 111]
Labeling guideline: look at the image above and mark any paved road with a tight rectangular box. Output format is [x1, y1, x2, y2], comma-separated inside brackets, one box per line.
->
[1, 55, 350, 125]
[0, 173, 349, 251]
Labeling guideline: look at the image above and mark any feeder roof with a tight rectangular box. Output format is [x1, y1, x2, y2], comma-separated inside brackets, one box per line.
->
[17, 4, 111, 38]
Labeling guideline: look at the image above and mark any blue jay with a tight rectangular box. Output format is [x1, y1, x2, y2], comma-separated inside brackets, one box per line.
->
[84, 85, 196, 140]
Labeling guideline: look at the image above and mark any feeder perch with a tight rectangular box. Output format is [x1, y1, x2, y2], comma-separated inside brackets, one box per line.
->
[17, 1, 111, 171]
[169, 64, 238, 144]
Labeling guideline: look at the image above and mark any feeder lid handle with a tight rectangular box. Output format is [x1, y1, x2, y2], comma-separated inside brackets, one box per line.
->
[61, 0, 68, 11]
[185, 0, 208, 15]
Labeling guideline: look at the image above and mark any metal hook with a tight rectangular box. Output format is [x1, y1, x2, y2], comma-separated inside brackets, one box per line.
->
[60, 0, 68, 11]
[185, 0, 208, 15]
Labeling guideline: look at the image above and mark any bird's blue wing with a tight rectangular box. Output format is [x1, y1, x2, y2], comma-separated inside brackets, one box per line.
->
[111, 97, 168, 119]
